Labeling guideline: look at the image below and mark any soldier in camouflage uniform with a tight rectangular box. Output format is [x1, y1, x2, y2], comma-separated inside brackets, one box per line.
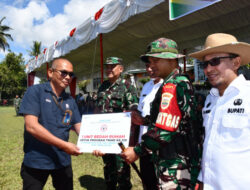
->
[14, 95, 21, 116]
[93, 57, 138, 190]
[122, 38, 202, 190]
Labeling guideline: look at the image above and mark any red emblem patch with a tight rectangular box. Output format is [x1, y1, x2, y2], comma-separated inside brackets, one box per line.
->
[155, 83, 182, 132]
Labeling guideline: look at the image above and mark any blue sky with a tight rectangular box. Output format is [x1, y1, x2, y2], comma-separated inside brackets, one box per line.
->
[0, 0, 111, 63]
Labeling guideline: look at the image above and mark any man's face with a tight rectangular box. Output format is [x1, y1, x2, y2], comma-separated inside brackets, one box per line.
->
[105, 64, 123, 81]
[148, 57, 177, 78]
[203, 53, 239, 92]
[145, 62, 155, 78]
[49, 60, 74, 90]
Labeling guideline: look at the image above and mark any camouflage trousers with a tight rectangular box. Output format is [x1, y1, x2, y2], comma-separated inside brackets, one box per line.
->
[102, 154, 132, 190]
[153, 156, 198, 190]
[15, 106, 20, 116]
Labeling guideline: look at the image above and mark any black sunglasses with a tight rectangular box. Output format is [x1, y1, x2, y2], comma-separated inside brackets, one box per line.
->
[200, 55, 238, 69]
[53, 69, 74, 78]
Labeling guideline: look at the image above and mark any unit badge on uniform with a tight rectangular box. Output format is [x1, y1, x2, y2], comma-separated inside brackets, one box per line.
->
[62, 109, 72, 125]
[233, 99, 242, 106]
[161, 92, 173, 109]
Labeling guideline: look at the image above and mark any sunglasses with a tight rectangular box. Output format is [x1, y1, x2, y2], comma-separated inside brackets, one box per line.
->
[200, 55, 238, 69]
[53, 69, 74, 78]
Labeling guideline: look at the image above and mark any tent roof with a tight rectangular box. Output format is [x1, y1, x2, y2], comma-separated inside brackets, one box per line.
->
[29, 0, 250, 78]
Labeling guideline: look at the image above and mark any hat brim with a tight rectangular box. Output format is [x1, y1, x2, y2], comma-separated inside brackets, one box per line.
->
[140, 52, 185, 63]
[189, 42, 250, 66]
[104, 63, 121, 65]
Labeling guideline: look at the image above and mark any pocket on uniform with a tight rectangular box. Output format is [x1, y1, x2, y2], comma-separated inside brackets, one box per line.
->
[222, 114, 248, 129]
[220, 114, 249, 149]
[110, 93, 123, 109]
[111, 92, 123, 100]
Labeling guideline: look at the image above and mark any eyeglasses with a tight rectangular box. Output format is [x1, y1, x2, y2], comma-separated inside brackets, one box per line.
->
[53, 69, 74, 78]
[200, 55, 238, 69]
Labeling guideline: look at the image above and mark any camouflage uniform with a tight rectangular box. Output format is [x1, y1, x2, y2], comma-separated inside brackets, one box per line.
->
[97, 77, 138, 113]
[134, 38, 202, 190]
[14, 96, 21, 116]
[96, 57, 138, 190]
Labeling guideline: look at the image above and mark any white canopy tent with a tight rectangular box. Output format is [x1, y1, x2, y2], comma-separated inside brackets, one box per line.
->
[26, 0, 250, 79]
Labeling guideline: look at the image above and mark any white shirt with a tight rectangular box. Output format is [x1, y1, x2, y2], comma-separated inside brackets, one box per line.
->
[199, 74, 250, 190]
[137, 78, 163, 143]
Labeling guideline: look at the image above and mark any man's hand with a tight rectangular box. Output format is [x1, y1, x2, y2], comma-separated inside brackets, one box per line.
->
[62, 142, 82, 156]
[92, 150, 105, 157]
[121, 147, 139, 164]
[131, 110, 144, 125]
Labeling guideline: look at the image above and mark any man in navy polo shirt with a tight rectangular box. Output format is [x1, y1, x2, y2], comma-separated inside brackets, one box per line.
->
[19, 58, 82, 190]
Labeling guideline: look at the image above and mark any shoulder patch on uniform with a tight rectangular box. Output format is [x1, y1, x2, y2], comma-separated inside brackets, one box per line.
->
[155, 83, 182, 132]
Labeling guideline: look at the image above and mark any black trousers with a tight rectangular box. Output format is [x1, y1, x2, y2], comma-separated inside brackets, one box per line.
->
[20, 163, 73, 190]
[140, 154, 158, 190]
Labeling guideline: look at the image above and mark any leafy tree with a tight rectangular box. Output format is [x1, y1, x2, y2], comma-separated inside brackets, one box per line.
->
[0, 17, 13, 51]
[28, 41, 41, 57]
[78, 79, 91, 93]
[139, 77, 150, 85]
[0, 52, 27, 101]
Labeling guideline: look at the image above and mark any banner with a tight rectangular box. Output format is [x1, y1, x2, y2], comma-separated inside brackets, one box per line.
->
[169, 0, 222, 20]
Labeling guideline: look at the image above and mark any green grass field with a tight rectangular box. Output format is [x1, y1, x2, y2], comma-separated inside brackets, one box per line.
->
[0, 107, 143, 190]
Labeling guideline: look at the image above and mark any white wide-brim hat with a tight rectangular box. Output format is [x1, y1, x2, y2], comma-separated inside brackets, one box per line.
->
[189, 33, 250, 65]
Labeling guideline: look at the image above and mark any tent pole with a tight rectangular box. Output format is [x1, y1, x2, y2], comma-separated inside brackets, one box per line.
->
[100, 34, 104, 83]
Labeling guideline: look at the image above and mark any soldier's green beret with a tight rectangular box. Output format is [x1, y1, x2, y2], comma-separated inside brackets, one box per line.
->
[141, 38, 185, 63]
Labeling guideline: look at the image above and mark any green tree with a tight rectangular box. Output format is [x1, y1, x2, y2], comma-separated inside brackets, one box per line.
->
[139, 77, 150, 85]
[0, 17, 13, 52]
[28, 41, 41, 57]
[247, 63, 250, 69]
[78, 79, 91, 93]
[0, 52, 26, 101]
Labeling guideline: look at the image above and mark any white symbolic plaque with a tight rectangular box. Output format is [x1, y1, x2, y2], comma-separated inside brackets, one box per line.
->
[77, 112, 131, 153]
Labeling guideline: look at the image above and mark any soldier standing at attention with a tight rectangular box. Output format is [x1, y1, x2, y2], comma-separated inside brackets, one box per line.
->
[14, 94, 21, 116]
[93, 57, 138, 190]
[122, 38, 202, 190]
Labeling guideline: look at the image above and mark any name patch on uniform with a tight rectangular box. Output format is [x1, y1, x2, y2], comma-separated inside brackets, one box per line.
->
[156, 113, 180, 130]
[203, 110, 211, 114]
[45, 98, 51, 103]
[155, 83, 182, 132]
[227, 108, 244, 113]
